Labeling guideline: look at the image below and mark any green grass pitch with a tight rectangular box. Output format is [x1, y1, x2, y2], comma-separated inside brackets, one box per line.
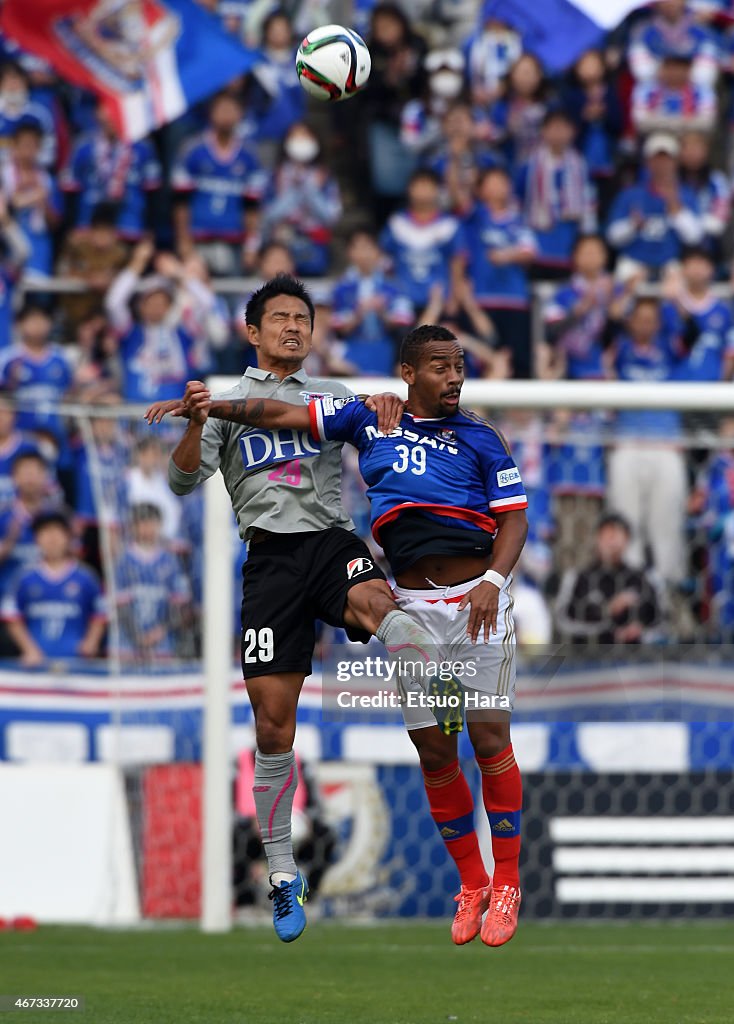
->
[1, 920, 732, 1024]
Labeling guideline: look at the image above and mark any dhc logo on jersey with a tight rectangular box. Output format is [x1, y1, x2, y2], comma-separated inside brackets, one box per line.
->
[239, 429, 321, 471]
[497, 467, 521, 487]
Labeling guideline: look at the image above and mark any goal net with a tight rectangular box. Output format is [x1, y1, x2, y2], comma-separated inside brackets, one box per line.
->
[0, 384, 732, 926]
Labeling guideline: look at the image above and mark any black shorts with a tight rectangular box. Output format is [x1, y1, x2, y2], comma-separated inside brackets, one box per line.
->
[240, 527, 386, 678]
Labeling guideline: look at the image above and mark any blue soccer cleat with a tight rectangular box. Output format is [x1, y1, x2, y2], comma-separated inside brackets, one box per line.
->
[268, 871, 309, 942]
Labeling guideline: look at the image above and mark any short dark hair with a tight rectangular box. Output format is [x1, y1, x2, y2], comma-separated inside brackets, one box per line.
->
[130, 502, 162, 524]
[245, 274, 315, 330]
[12, 118, 43, 140]
[32, 510, 71, 536]
[90, 202, 120, 228]
[346, 226, 378, 247]
[17, 302, 51, 323]
[408, 167, 441, 189]
[681, 246, 713, 264]
[11, 450, 45, 474]
[598, 512, 631, 535]
[400, 324, 459, 367]
[542, 107, 574, 128]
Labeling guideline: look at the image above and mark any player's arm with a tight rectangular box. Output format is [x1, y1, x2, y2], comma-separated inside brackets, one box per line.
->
[458, 508, 528, 644]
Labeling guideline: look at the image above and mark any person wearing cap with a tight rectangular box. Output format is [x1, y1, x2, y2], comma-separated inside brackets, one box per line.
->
[400, 48, 467, 160]
[554, 512, 662, 648]
[1, 510, 106, 666]
[606, 132, 703, 280]
[105, 238, 204, 402]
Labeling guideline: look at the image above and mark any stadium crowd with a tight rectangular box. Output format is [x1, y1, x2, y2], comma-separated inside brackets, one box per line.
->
[0, 0, 731, 664]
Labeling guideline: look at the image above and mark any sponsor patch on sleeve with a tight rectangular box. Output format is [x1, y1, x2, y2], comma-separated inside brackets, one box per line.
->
[497, 466, 521, 487]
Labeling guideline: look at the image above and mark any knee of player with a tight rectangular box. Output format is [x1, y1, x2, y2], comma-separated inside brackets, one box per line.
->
[470, 722, 511, 760]
[410, 728, 456, 772]
[346, 579, 395, 634]
[254, 717, 295, 755]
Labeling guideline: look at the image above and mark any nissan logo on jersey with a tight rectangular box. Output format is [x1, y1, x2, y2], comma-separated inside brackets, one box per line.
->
[346, 557, 373, 579]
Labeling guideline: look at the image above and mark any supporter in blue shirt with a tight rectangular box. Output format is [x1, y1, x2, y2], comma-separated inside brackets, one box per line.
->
[0, 63, 58, 169]
[261, 123, 342, 276]
[605, 296, 688, 584]
[0, 450, 61, 598]
[331, 228, 415, 375]
[661, 249, 734, 382]
[105, 241, 201, 403]
[562, 50, 624, 213]
[60, 102, 161, 241]
[0, 395, 39, 508]
[0, 194, 30, 351]
[1, 511, 105, 666]
[74, 413, 130, 534]
[380, 168, 459, 312]
[400, 48, 467, 161]
[249, 10, 306, 146]
[485, 53, 549, 166]
[114, 503, 192, 662]
[691, 416, 734, 638]
[427, 102, 504, 216]
[463, 14, 522, 108]
[452, 166, 536, 377]
[542, 234, 614, 381]
[0, 305, 73, 447]
[2, 122, 61, 278]
[679, 130, 731, 258]
[606, 132, 703, 278]
[629, 0, 719, 87]
[516, 110, 597, 276]
[172, 91, 265, 276]
[608, 296, 683, 437]
[632, 55, 717, 136]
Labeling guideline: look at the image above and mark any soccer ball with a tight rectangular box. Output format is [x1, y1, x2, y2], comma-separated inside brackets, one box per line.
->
[295, 25, 371, 102]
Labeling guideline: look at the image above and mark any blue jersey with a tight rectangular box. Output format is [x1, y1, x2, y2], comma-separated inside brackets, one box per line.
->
[697, 452, 734, 628]
[0, 433, 40, 507]
[74, 439, 130, 525]
[380, 211, 459, 309]
[249, 54, 306, 141]
[662, 297, 734, 382]
[309, 398, 528, 550]
[1, 163, 61, 277]
[0, 499, 60, 596]
[612, 332, 682, 437]
[606, 183, 703, 269]
[60, 132, 161, 238]
[0, 344, 73, 441]
[331, 269, 414, 375]
[544, 276, 613, 380]
[119, 325, 196, 402]
[454, 204, 536, 308]
[2, 561, 105, 659]
[115, 545, 191, 657]
[0, 267, 18, 351]
[172, 133, 265, 241]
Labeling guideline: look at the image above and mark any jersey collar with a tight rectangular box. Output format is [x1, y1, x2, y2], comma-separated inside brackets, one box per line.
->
[244, 366, 309, 384]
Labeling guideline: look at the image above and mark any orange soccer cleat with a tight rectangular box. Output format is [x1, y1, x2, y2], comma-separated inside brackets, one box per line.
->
[451, 883, 492, 945]
[480, 884, 521, 947]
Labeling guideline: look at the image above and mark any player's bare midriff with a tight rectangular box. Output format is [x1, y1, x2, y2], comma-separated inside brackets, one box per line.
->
[395, 553, 493, 590]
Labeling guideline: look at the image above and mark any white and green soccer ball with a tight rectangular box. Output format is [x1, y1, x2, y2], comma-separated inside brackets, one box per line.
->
[295, 24, 371, 102]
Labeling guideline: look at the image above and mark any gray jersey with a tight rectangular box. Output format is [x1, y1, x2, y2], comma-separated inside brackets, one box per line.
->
[168, 366, 354, 541]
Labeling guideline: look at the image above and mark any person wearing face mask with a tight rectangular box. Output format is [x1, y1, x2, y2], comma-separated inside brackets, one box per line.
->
[400, 49, 467, 161]
[261, 124, 342, 276]
[249, 10, 306, 165]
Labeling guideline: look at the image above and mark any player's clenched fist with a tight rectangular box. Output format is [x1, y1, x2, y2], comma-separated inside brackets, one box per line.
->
[182, 380, 212, 424]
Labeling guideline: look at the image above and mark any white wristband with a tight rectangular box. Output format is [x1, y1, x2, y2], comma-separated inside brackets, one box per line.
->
[482, 569, 506, 590]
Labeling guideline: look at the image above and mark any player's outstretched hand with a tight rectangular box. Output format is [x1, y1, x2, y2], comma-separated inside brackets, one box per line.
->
[458, 581, 499, 645]
[144, 398, 189, 424]
[366, 392, 405, 434]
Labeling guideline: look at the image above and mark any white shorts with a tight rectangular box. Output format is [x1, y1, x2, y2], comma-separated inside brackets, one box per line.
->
[393, 574, 516, 731]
